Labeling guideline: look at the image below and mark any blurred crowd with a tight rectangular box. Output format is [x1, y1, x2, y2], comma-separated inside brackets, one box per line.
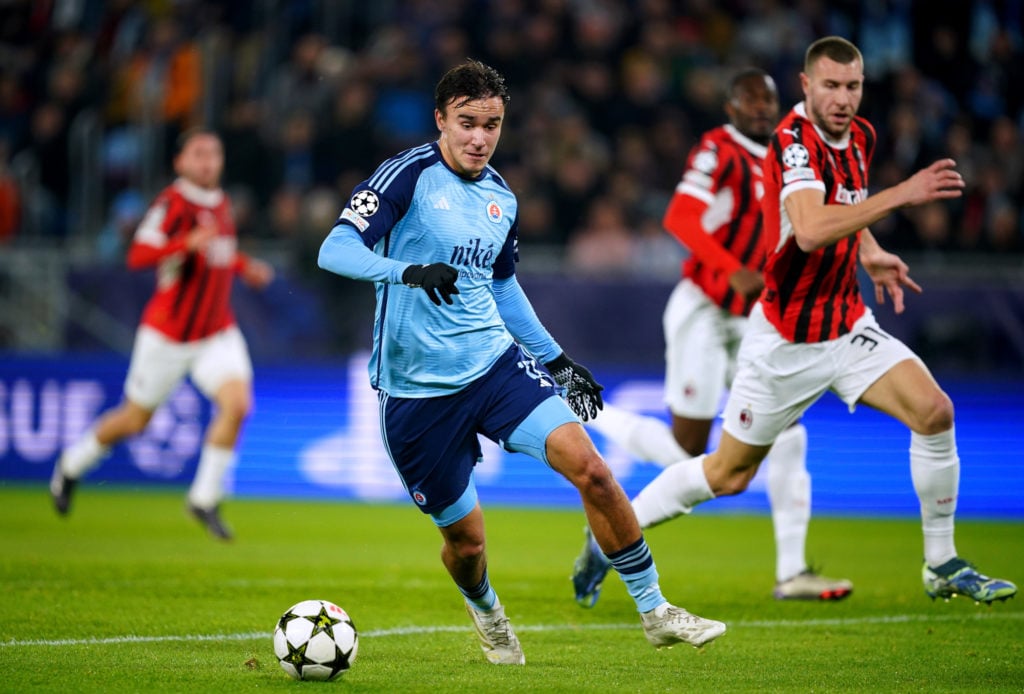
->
[1, 0, 1023, 278]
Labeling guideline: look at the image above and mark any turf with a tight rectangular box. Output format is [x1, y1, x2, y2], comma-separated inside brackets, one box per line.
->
[1, 484, 1021, 693]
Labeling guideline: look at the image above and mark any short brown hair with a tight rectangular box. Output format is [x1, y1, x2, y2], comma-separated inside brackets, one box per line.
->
[434, 59, 510, 114]
[804, 36, 862, 73]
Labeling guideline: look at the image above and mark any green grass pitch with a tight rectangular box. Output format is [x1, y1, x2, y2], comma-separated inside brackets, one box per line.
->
[1, 484, 1021, 692]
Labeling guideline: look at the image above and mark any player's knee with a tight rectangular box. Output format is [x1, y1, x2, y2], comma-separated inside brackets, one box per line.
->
[676, 434, 706, 458]
[223, 398, 252, 423]
[213, 380, 253, 422]
[717, 472, 754, 497]
[218, 391, 253, 424]
[705, 454, 757, 497]
[672, 420, 712, 457]
[442, 528, 485, 560]
[448, 536, 485, 563]
[569, 453, 617, 500]
[916, 390, 955, 435]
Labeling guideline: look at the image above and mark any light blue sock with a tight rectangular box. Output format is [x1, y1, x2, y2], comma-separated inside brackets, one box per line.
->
[606, 536, 665, 613]
[459, 569, 498, 612]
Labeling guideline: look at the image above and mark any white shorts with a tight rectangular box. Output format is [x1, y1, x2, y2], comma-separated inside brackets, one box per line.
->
[722, 303, 921, 446]
[663, 279, 748, 419]
[124, 325, 253, 411]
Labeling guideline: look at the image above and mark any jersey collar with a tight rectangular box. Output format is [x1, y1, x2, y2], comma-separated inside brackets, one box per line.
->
[723, 124, 767, 159]
[173, 177, 225, 207]
[794, 102, 851, 149]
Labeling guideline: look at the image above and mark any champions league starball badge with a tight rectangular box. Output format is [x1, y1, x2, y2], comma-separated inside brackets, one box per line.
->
[781, 143, 810, 169]
[350, 190, 380, 217]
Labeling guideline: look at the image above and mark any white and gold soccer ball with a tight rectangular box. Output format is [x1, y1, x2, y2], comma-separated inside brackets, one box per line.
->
[273, 599, 358, 681]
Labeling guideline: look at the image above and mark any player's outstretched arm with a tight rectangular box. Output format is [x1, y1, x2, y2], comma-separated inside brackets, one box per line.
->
[317, 224, 407, 285]
[858, 230, 922, 315]
[785, 159, 964, 253]
[894, 159, 965, 208]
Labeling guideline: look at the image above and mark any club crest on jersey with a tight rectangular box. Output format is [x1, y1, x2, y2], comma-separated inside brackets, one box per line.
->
[693, 149, 718, 174]
[781, 143, 810, 169]
[486, 200, 503, 223]
[412, 490, 427, 506]
[738, 407, 753, 429]
[350, 189, 380, 217]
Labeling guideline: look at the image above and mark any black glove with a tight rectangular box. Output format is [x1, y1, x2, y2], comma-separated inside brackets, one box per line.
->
[545, 353, 604, 421]
[402, 263, 460, 306]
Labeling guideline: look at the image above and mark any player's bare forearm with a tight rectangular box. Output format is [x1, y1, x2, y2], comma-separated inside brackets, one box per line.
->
[786, 160, 963, 253]
[786, 188, 907, 252]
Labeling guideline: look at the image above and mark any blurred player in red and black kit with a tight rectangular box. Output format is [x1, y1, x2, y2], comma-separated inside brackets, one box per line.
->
[594, 36, 1016, 604]
[50, 129, 274, 540]
[577, 68, 852, 605]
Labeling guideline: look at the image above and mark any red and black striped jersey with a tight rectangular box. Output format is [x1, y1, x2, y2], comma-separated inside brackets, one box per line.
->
[128, 178, 246, 342]
[760, 102, 876, 342]
[663, 124, 768, 317]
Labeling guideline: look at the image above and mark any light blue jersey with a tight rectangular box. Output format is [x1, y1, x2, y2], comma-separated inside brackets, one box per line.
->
[318, 142, 561, 397]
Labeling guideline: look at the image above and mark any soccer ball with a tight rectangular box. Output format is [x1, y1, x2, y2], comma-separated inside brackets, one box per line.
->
[273, 599, 358, 681]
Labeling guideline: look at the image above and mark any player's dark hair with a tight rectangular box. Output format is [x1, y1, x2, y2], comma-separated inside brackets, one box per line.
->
[174, 126, 221, 155]
[434, 59, 510, 114]
[728, 67, 773, 101]
[805, 36, 863, 72]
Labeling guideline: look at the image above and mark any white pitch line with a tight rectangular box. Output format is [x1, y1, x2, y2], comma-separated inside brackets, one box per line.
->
[2, 611, 1020, 648]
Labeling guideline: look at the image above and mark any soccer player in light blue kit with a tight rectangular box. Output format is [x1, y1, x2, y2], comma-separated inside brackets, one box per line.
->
[318, 60, 725, 665]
